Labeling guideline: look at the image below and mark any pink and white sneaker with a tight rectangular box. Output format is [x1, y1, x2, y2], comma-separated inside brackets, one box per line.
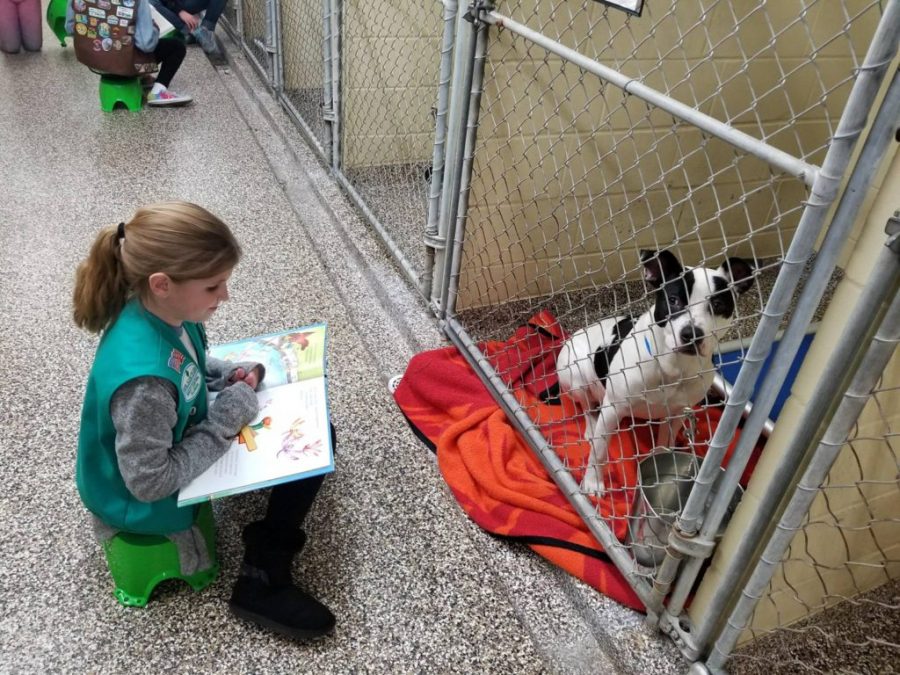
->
[147, 89, 193, 107]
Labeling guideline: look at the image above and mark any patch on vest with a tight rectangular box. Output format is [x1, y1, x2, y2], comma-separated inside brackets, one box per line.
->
[181, 363, 202, 401]
[168, 348, 185, 373]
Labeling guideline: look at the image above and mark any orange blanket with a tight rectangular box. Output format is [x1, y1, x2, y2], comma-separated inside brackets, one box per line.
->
[393, 311, 760, 611]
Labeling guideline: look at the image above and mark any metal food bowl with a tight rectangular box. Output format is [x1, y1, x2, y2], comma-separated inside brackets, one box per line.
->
[627, 451, 742, 567]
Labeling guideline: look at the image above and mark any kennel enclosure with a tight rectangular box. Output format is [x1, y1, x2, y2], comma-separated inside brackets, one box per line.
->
[222, 1, 899, 669]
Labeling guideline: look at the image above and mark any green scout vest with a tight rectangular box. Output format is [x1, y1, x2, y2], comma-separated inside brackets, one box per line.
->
[76, 298, 209, 534]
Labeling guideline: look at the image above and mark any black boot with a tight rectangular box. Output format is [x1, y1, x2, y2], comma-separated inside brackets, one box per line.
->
[229, 521, 336, 639]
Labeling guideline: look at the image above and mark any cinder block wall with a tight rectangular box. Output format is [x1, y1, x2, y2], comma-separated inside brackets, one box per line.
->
[340, 0, 444, 169]
[455, 1, 880, 309]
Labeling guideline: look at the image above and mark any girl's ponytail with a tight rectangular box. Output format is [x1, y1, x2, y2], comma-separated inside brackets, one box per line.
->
[73, 224, 129, 333]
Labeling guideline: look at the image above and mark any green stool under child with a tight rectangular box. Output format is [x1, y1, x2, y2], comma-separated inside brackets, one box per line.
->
[99, 75, 144, 113]
[102, 501, 219, 607]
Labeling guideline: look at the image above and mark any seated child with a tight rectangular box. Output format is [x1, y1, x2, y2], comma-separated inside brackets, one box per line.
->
[73, 201, 335, 639]
[0, 0, 42, 53]
[66, 0, 191, 106]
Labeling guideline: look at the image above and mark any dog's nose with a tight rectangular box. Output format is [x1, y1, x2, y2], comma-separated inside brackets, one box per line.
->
[680, 324, 705, 345]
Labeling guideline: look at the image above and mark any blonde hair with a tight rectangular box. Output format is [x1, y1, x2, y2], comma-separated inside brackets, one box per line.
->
[73, 201, 242, 333]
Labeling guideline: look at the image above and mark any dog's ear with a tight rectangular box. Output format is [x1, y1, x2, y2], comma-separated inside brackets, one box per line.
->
[640, 249, 682, 288]
[720, 257, 755, 294]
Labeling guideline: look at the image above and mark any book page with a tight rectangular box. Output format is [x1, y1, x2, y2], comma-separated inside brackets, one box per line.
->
[149, 5, 177, 38]
[209, 324, 327, 388]
[178, 378, 332, 505]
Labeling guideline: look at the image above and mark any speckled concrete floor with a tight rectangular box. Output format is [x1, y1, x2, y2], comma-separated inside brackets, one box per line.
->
[0, 12, 692, 675]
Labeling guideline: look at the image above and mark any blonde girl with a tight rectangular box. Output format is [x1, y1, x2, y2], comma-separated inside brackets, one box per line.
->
[74, 201, 334, 639]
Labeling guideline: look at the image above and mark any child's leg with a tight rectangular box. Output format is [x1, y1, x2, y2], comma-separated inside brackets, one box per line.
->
[197, 0, 226, 31]
[16, 0, 41, 51]
[261, 472, 326, 531]
[153, 37, 186, 88]
[0, 0, 23, 54]
[229, 425, 336, 639]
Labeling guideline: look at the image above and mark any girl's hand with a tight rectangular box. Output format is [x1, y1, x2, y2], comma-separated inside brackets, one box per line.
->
[228, 366, 263, 391]
[178, 10, 200, 31]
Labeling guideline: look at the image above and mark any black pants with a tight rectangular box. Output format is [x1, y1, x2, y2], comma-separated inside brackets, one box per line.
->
[260, 423, 336, 532]
[153, 37, 186, 88]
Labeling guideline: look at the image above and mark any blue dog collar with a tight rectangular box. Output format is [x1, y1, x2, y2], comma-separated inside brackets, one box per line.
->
[644, 335, 653, 356]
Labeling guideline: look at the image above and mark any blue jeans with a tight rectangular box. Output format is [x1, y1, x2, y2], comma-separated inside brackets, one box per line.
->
[150, 0, 226, 33]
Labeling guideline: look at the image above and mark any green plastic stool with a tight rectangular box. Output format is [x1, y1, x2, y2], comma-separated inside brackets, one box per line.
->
[99, 75, 144, 113]
[46, 0, 70, 47]
[102, 502, 219, 607]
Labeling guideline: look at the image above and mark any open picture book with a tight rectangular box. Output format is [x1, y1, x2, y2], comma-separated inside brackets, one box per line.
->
[178, 324, 334, 506]
[150, 5, 178, 39]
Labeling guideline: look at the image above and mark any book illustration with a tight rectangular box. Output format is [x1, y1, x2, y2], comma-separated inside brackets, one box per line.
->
[210, 324, 326, 389]
[178, 324, 333, 506]
[239, 416, 271, 451]
[277, 418, 325, 460]
[281, 438, 323, 461]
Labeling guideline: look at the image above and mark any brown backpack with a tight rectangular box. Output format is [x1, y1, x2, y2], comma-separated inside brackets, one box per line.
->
[71, 0, 157, 77]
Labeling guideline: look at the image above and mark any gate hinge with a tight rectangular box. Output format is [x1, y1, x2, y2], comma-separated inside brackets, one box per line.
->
[464, 0, 495, 25]
[668, 524, 717, 560]
[886, 210, 900, 253]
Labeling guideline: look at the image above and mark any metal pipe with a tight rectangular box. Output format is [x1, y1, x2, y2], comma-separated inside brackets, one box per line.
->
[261, 0, 273, 84]
[423, 0, 458, 302]
[322, 0, 334, 116]
[482, 10, 821, 187]
[710, 374, 775, 439]
[648, 0, 900, 613]
[443, 315, 657, 608]
[443, 13, 487, 318]
[271, 0, 284, 92]
[432, 6, 477, 314]
[705, 244, 900, 671]
[329, 0, 341, 171]
[679, 67, 900, 645]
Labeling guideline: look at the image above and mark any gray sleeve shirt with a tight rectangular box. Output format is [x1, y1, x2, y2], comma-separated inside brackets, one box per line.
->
[110, 359, 263, 503]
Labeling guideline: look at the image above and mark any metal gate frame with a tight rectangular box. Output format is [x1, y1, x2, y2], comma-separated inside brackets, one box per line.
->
[436, 0, 900, 651]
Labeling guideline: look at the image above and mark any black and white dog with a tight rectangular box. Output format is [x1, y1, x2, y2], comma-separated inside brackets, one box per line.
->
[554, 250, 754, 495]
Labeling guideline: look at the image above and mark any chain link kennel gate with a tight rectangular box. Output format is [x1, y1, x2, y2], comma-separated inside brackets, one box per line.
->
[436, 0, 898, 650]
[704, 210, 900, 674]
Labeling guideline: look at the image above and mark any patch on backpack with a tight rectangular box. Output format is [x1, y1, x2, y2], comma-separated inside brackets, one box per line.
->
[181, 363, 202, 401]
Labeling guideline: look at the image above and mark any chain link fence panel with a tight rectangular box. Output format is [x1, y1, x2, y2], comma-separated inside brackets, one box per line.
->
[279, 0, 331, 158]
[238, 0, 275, 83]
[338, 0, 447, 280]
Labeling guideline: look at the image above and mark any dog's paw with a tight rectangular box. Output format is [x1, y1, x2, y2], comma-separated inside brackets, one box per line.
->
[580, 467, 606, 497]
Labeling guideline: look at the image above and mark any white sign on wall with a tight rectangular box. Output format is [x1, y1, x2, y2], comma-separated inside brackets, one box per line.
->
[595, 0, 644, 16]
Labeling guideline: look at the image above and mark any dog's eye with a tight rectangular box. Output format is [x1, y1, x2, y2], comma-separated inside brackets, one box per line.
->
[667, 294, 681, 307]
[710, 295, 730, 314]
